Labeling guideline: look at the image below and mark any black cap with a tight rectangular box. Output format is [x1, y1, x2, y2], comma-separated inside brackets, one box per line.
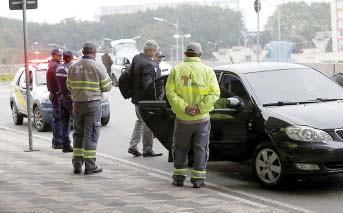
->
[63, 50, 73, 57]
[155, 51, 165, 58]
[51, 48, 62, 56]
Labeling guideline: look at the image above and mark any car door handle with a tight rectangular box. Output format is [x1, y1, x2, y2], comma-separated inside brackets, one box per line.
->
[146, 108, 162, 116]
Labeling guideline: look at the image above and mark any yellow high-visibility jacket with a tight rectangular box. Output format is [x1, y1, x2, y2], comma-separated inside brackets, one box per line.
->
[166, 57, 220, 121]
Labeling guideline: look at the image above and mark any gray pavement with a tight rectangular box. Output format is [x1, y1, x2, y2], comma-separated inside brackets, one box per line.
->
[0, 128, 285, 213]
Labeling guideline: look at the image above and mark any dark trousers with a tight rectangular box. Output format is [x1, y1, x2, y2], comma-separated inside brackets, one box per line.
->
[59, 96, 72, 145]
[50, 94, 62, 146]
[172, 119, 211, 181]
[72, 100, 101, 171]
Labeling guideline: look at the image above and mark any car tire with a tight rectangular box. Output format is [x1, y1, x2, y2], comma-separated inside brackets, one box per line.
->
[11, 104, 23, 125]
[101, 115, 110, 126]
[252, 142, 285, 188]
[33, 107, 49, 132]
[111, 74, 119, 87]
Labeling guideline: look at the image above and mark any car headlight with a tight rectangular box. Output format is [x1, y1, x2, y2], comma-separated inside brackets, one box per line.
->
[286, 126, 333, 143]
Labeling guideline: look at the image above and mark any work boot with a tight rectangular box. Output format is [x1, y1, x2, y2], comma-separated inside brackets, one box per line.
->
[52, 144, 63, 149]
[73, 168, 82, 174]
[191, 179, 206, 188]
[172, 175, 185, 187]
[172, 179, 184, 187]
[128, 147, 142, 157]
[84, 167, 103, 175]
[143, 151, 163, 157]
[62, 144, 73, 153]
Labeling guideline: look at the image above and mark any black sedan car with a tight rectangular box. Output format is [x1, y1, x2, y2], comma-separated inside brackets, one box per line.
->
[138, 62, 343, 187]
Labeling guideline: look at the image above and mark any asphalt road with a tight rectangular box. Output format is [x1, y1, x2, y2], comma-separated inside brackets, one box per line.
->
[2, 83, 343, 213]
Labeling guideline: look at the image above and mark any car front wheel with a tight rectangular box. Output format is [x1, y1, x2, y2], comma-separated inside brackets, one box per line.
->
[253, 143, 284, 188]
[33, 107, 49, 132]
[11, 104, 23, 125]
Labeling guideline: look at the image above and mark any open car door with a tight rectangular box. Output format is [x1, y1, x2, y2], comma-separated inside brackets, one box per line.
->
[138, 76, 175, 159]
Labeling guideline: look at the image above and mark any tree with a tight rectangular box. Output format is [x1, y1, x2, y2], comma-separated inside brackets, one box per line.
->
[265, 2, 331, 45]
[0, 5, 244, 59]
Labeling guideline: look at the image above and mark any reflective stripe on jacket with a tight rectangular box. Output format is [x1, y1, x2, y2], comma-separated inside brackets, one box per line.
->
[67, 57, 112, 102]
[166, 57, 220, 121]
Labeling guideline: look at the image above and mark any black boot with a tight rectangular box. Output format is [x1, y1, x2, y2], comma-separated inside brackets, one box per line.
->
[85, 167, 103, 175]
[191, 179, 205, 188]
[63, 144, 73, 153]
[172, 175, 185, 187]
[52, 144, 63, 149]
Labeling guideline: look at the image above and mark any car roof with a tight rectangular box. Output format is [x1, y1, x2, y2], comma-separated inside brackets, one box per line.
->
[214, 62, 309, 74]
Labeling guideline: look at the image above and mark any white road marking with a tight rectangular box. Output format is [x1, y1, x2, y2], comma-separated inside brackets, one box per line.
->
[0, 125, 315, 213]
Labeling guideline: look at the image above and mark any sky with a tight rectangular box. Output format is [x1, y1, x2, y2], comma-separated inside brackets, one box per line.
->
[1, 0, 330, 31]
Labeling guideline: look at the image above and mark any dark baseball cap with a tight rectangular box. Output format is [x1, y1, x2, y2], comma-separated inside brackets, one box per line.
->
[82, 41, 97, 53]
[51, 48, 62, 56]
[63, 50, 73, 57]
[155, 51, 165, 58]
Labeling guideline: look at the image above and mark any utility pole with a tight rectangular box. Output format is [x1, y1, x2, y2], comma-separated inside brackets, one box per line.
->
[176, 18, 179, 62]
[9, 0, 38, 152]
[278, 0, 282, 61]
[331, 0, 338, 54]
[254, 0, 261, 62]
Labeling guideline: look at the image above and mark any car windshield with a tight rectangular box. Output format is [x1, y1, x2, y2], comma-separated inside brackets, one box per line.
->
[245, 68, 343, 106]
[35, 69, 47, 86]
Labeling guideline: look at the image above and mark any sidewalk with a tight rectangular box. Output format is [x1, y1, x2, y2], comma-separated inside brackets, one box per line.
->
[0, 128, 285, 213]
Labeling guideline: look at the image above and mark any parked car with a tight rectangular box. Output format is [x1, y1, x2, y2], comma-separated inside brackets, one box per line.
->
[10, 64, 111, 132]
[138, 62, 343, 187]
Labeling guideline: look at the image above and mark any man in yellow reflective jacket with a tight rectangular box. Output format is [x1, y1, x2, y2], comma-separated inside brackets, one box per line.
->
[166, 42, 220, 188]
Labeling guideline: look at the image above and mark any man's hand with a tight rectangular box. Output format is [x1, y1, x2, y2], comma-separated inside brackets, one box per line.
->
[185, 105, 200, 116]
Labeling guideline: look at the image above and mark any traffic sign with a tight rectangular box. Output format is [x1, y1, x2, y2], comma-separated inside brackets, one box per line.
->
[254, 0, 261, 13]
[9, 0, 37, 10]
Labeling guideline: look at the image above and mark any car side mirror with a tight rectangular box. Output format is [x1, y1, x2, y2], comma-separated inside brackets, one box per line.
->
[227, 97, 241, 108]
[121, 67, 126, 74]
[123, 58, 130, 66]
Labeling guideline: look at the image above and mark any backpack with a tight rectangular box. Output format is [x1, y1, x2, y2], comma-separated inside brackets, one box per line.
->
[119, 65, 133, 99]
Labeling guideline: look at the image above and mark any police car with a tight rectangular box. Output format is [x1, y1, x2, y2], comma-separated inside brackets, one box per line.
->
[9, 63, 111, 132]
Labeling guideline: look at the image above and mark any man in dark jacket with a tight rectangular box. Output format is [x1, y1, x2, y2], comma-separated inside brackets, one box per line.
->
[56, 50, 74, 153]
[46, 49, 63, 149]
[128, 40, 163, 157]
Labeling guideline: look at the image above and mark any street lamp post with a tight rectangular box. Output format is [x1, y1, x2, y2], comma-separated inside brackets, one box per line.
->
[175, 34, 191, 61]
[153, 17, 180, 62]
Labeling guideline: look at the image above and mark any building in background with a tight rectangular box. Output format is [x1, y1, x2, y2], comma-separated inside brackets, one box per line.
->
[96, 0, 240, 18]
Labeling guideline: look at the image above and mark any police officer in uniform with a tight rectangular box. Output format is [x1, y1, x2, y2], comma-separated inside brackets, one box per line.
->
[56, 50, 74, 153]
[46, 49, 63, 149]
[166, 42, 220, 188]
[67, 42, 112, 174]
